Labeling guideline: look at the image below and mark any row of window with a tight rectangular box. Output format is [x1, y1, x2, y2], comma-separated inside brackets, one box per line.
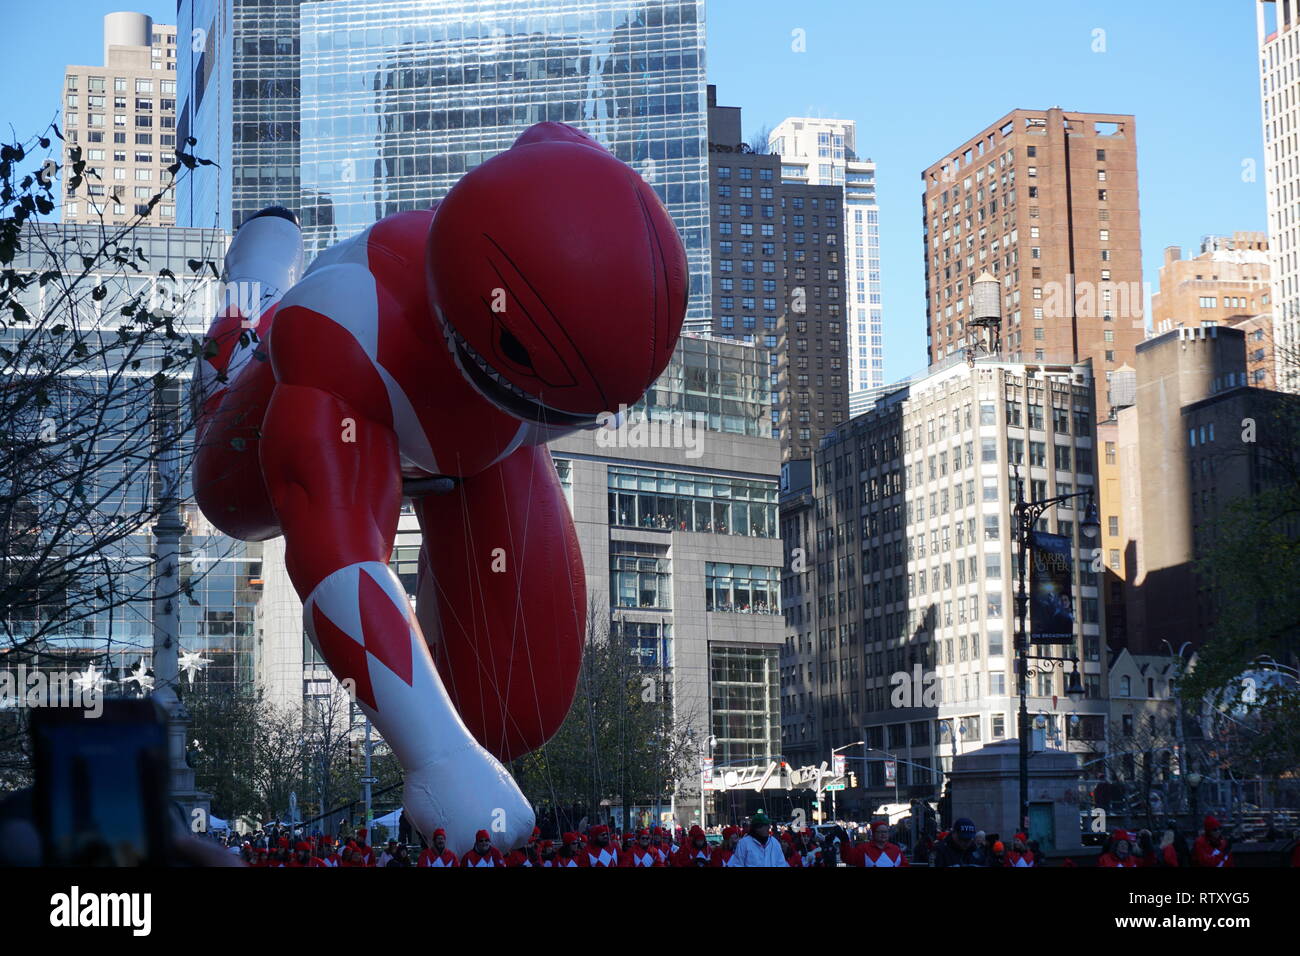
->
[67, 76, 174, 94]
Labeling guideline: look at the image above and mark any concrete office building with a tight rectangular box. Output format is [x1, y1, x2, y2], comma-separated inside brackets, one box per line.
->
[1117, 325, 1286, 654]
[707, 87, 848, 463]
[769, 117, 884, 402]
[552, 333, 785, 825]
[921, 109, 1143, 420]
[1257, 0, 1300, 391]
[61, 12, 178, 226]
[782, 355, 1108, 814]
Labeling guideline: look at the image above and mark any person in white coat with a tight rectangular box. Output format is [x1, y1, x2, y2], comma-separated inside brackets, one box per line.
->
[727, 811, 788, 867]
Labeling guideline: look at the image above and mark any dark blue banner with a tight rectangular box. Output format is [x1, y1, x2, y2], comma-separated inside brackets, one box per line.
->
[1030, 530, 1074, 644]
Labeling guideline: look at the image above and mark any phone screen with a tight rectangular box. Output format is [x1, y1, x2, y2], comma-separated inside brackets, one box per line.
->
[32, 699, 170, 866]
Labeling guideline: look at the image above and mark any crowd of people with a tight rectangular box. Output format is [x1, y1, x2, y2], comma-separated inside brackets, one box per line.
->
[213, 813, 1243, 867]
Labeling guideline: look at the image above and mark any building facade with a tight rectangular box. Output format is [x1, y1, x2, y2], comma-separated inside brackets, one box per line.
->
[1151, 233, 1271, 331]
[770, 117, 883, 400]
[707, 88, 848, 463]
[1257, 0, 1300, 391]
[552, 334, 784, 825]
[921, 109, 1143, 421]
[176, 0, 302, 233]
[782, 356, 1108, 815]
[0, 224, 280, 694]
[1115, 325, 1282, 654]
[177, 0, 713, 331]
[62, 12, 178, 226]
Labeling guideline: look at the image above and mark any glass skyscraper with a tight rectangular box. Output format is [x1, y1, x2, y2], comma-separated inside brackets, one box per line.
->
[178, 0, 711, 328]
[177, 0, 305, 234]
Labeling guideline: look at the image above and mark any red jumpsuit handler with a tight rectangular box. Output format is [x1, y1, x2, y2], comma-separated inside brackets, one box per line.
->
[623, 829, 663, 868]
[1098, 830, 1142, 868]
[418, 828, 459, 867]
[672, 826, 714, 867]
[1192, 816, 1235, 868]
[1005, 833, 1037, 867]
[191, 122, 687, 858]
[710, 827, 740, 867]
[505, 828, 543, 867]
[578, 825, 621, 867]
[462, 830, 506, 868]
[854, 821, 909, 867]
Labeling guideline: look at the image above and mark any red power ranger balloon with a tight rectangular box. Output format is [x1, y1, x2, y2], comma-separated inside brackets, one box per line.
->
[191, 123, 687, 856]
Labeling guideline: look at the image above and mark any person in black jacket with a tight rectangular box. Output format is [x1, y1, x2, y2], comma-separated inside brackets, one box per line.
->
[932, 818, 984, 867]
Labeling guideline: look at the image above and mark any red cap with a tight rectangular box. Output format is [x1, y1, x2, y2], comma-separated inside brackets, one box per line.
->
[1204, 815, 1221, 831]
[1014, 832, 1028, 842]
[722, 826, 739, 838]
[432, 828, 446, 839]
[563, 832, 579, 844]
[992, 841, 1005, 853]
[357, 828, 367, 839]
[689, 825, 706, 841]
[295, 841, 311, 852]
[871, 820, 889, 831]
[590, 824, 609, 837]
[475, 829, 491, 842]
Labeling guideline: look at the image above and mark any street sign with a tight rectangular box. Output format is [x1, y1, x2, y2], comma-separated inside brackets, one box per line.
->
[359, 776, 379, 784]
[825, 783, 846, 791]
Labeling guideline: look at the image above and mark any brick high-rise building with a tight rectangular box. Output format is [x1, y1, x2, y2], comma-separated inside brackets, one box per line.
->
[921, 108, 1143, 418]
[1257, 1, 1300, 391]
[707, 87, 848, 463]
[61, 12, 178, 226]
[1151, 232, 1275, 388]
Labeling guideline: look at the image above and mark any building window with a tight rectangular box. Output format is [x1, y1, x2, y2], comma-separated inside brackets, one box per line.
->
[610, 542, 671, 610]
[706, 563, 781, 614]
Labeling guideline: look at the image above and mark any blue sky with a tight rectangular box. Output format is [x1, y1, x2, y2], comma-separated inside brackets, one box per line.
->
[2, 0, 1269, 380]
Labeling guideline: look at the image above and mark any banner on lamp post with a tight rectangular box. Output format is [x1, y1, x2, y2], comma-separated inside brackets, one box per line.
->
[1029, 530, 1074, 645]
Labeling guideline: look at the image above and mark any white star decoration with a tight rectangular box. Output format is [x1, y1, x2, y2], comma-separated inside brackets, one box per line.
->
[125, 658, 154, 693]
[178, 649, 212, 685]
[72, 663, 113, 695]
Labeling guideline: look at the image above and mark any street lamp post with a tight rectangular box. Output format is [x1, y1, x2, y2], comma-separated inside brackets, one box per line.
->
[699, 734, 716, 830]
[1013, 465, 1098, 835]
[830, 740, 865, 823]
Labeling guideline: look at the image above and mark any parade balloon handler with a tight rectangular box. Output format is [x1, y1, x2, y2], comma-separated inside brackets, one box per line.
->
[190, 122, 688, 858]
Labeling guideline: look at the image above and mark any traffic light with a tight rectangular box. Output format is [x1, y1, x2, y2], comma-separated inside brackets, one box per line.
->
[849, 773, 857, 788]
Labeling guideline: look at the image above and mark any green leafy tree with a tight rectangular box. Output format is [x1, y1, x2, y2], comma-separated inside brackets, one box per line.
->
[509, 607, 698, 817]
